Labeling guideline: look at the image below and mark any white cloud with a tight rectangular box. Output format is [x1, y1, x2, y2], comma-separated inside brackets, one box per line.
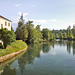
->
[11, 12, 29, 25]
[18, 11, 29, 17]
[33, 20, 47, 23]
[23, 13, 29, 17]
[51, 52, 56, 55]
[18, 11, 22, 16]
[48, 19, 56, 22]
[15, 4, 22, 7]
[32, 19, 56, 24]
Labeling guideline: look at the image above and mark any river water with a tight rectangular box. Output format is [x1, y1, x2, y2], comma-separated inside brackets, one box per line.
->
[0, 40, 75, 75]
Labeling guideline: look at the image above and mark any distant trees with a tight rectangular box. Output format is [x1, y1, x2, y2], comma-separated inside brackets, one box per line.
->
[72, 25, 75, 39]
[67, 26, 72, 40]
[55, 25, 75, 40]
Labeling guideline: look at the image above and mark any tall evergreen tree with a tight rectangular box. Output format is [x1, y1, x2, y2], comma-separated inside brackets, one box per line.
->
[15, 14, 28, 41]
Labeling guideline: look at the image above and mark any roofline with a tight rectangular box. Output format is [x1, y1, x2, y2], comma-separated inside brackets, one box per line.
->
[0, 15, 12, 22]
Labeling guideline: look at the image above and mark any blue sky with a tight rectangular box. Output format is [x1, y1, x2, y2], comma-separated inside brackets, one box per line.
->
[0, 0, 75, 30]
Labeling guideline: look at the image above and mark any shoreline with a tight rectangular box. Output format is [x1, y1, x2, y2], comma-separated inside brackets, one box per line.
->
[0, 46, 28, 63]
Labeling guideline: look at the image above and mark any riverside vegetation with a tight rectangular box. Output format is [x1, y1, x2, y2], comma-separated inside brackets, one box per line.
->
[0, 14, 75, 57]
[0, 26, 27, 57]
[0, 40, 27, 57]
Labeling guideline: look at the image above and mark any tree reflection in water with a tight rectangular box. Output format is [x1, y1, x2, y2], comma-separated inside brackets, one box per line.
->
[56, 40, 75, 55]
[1, 64, 16, 75]
[18, 43, 52, 74]
[1, 41, 75, 75]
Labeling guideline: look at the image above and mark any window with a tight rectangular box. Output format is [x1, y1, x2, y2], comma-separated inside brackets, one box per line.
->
[5, 22, 7, 26]
[1, 24, 3, 28]
[8, 23, 10, 27]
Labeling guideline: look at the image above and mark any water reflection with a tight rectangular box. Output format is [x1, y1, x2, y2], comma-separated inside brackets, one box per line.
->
[0, 41, 75, 75]
[55, 40, 75, 55]
[18, 43, 52, 74]
[42, 44, 51, 53]
[1, 65, 16, 75]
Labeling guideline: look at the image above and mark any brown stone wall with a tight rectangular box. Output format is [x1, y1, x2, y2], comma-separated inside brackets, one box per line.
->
[0, 47, 28, 63]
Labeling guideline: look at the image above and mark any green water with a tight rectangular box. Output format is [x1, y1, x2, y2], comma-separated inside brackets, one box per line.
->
[0, 40, 75, 75]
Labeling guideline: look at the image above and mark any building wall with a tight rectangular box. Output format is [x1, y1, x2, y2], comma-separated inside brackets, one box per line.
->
[0, 17, 11, 31]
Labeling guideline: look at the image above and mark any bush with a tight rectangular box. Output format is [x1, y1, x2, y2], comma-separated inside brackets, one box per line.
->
[0, 40, 27, 57]
[0, 28, 16, 48]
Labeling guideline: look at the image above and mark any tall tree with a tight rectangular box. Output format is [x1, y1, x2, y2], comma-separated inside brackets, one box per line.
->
[72, 25, 75, 39]
[52, 29, 55, 40]
[25, 21, 34, 43]
[16, 14, 28, 41]
[67, 26, 71, 38]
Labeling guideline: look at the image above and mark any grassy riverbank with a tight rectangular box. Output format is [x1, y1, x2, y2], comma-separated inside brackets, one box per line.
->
[0, 40, 27, 57]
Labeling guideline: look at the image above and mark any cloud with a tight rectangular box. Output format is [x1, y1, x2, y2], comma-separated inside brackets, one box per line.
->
[11, 11, 29, 24]
[11, 16, 20, 24]
[33, 20, 47, 23]
[51, 52, 56, 55]
[15, 4, 22, 7]
[32, 19, 56, 24]
[48, 19, 56, 22]
[18, 11, 29, 17]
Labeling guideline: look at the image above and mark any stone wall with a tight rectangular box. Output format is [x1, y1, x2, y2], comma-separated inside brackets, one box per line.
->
[0, 46, 28, 63]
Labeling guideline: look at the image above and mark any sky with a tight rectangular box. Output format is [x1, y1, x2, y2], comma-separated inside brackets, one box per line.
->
[0, 0, 75, 30]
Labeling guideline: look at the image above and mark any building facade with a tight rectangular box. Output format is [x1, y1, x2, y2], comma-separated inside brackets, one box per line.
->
[0, 15, 11, 31]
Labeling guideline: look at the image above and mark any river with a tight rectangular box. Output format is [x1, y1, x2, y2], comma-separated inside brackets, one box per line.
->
[0, 40, 75, 75]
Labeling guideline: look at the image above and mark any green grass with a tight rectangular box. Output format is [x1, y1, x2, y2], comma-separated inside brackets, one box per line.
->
[0, 40, 27, 57]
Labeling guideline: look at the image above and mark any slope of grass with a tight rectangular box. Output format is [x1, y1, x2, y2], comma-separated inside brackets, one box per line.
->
[0, 40, 27, 57]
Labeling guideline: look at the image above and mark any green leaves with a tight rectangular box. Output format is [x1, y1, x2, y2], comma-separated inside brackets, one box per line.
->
[0, 28, 16, 48]
[41, 28, 54, 41]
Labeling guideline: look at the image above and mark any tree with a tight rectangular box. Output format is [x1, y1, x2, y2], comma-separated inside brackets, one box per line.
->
[67, 26, 71, 38]
[72, 25, 75, 39]
[16, 14, 28, 41]
[42, 28, 51, 41]
[25, 21, 34, 43]
[52, 29, 55, 40]
[55, 33, 59, 39]
[0, 28, 16, 48]
[36, 25, 43, 42]
[58, 32, 63, 39]
[36, 25, 41, 31]
[11, 26, 14, 31]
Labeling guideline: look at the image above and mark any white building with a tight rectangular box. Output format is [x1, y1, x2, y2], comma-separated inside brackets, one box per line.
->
[0, 15, 12, 31]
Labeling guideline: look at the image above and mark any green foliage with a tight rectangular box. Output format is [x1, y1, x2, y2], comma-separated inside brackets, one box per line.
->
[26, 21, 43, 43]
[16, 14, 28, 41]
[16, 15, 54, 44]
[41, 28, 54, 41]
[72, 25, 75, 39]
[36, 25, 41, 31]
[0, 28, 16, 48]
[25, 21, 34, 43]
[67, 26, 72, 38]
[63, 33, 67, 39]
[55, 25, 75, 40]
[0, 40, 27, 57]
